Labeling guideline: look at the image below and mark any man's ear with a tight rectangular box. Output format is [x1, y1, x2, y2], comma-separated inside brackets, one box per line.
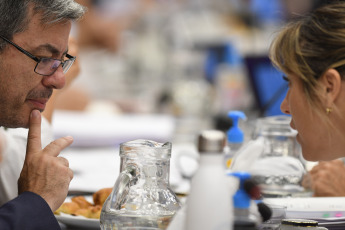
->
[321, 68, 342, 105]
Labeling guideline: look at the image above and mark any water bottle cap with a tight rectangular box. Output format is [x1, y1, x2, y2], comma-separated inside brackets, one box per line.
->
[198, 130, 226, 153]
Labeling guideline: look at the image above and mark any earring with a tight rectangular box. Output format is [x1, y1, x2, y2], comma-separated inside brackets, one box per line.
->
[326, 108, 332, 114]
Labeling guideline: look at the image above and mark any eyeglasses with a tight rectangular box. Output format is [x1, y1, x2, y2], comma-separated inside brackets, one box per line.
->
[0, 35, 76, 76]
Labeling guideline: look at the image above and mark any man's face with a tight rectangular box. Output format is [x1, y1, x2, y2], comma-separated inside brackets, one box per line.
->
[0, 9, 71, 128]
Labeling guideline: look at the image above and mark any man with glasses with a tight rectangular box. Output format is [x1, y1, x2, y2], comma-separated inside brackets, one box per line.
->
[0, 1, 85, 229]
[0, 36, 81, 205]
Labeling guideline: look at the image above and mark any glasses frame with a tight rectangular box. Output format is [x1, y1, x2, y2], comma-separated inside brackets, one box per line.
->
[0, 35, 76, 76]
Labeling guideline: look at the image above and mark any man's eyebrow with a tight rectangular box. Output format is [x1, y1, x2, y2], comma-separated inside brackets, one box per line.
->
[32, 43, 68, 56]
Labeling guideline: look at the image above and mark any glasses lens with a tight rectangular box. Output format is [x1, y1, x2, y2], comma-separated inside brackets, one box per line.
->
[62, 58, 74, 74]
[35, 58, 61, 76]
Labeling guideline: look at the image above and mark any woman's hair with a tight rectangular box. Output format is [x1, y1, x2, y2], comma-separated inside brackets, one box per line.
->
[0, 0, 86, 50]
[269, 2, 345, 114]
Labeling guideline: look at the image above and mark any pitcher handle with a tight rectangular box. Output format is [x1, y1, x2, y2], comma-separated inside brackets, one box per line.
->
[109, 164, 138, 210]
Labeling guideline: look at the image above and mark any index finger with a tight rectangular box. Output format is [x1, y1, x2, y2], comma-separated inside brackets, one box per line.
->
[43, 136, 73, 157]
[26, 110, 42, 154]
[332, 159, 344, 166]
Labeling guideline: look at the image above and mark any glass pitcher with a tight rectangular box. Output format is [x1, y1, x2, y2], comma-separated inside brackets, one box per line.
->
[100, 139, 181, 230]
[250, 116, 307, 197]
[252, 115, 301, 158]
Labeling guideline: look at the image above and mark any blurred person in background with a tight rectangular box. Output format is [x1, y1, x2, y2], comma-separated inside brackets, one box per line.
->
[0, 1, 85, 229]
[74, 0, 157, 52]
[269, 2, 345, 197]
[60, 0, 159, 114]
[75, 0, 125, 52]
[44, 37, 91, 112]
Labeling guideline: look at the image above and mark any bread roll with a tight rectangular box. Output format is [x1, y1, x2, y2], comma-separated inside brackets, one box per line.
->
[93, 187, 112, 206]
[71, 196, 93, 209]
[55, 201, 80, 215]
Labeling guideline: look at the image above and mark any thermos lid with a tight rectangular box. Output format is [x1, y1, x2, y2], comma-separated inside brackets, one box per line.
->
[198, 130, 226, 153]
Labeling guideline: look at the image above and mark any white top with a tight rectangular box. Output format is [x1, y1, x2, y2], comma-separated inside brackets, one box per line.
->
[0, 117, 53, 205]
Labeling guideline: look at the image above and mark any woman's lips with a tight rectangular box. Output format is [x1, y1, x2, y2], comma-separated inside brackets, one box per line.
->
[290, 121, 296, 130]
[290, 121, 300, 143]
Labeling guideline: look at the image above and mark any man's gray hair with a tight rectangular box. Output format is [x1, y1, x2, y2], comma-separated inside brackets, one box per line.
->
[0, 0, 86, 49]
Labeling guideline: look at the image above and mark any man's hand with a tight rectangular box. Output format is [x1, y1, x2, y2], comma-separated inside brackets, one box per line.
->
[302, 159, 345, 197]
[18, 110, 73, 211]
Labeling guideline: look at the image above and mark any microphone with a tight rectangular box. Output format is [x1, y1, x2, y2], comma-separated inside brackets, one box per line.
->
[257, 202, 273, 222]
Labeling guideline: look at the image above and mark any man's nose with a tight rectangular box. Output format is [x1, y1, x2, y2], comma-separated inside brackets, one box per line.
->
[41, 67, 66, 89]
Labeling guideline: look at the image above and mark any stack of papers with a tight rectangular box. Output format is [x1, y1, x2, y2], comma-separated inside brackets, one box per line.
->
[264, 197, 345, 230]
[317, 218, 345, 230]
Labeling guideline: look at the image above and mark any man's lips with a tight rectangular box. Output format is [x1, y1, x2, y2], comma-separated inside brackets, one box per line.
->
[27, 98, 49, 110]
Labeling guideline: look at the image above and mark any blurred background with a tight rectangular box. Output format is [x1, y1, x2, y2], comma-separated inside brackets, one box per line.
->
[52, 0, 338, 193]
[49, 3, 345, 229]
[55, 0, 334, 143]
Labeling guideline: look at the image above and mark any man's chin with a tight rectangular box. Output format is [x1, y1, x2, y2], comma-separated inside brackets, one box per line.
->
[11, 111, 32, 129]
[0, 107, 34, 128]
[1, 121, 29, 129]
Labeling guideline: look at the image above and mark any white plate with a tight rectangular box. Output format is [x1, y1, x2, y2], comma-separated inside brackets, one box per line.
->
[56, 213, 100, 229]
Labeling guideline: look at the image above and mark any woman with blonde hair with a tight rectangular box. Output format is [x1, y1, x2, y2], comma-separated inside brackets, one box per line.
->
[269, 2, 345, 196]
[270, 2, 345, 161]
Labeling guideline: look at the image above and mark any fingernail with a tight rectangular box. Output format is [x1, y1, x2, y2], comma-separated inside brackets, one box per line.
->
[65, 136, 74, 141]
[30, 110, 40, 118]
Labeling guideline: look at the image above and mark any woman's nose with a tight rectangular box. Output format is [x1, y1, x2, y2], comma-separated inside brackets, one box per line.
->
[280, 94, 290, 115]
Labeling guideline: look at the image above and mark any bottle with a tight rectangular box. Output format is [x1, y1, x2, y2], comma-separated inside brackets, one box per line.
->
[186, 130, 236, 230]
[230, 172, 258, 230]
[225, 111, 247, 169]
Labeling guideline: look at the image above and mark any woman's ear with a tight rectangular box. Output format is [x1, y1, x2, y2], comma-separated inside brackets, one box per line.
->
[321, 68, 342, 105]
